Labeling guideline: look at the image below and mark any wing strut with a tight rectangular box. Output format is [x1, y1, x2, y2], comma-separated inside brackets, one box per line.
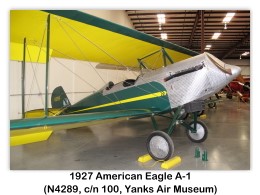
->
[22, 38, 26, 118]
[162, 47, 174, 66]
[137, 48, 174, 72]
[45, 14, 51, 117]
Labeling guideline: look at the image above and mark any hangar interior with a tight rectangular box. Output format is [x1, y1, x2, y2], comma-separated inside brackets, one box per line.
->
[10, 10, 250, 170]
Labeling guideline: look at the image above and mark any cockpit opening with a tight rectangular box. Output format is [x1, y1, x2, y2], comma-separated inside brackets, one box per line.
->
[123, 79, 136, 87]
[106, 81, 114, 90]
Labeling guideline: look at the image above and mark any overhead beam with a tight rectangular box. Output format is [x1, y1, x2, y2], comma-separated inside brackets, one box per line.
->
[189, 11, 200, 48]
[135, 24, 250, 28]
[221, 33, 250, 59]
[133, 21, 249, 25]
[130, 16, 249, 21]
[126, 10, 249, 16]
[200, 10, 205, 53]
[141, 31, 250, 34]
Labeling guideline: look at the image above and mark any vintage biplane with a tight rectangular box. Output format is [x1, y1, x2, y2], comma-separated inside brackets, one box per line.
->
[10, 10, 241, 161]
[224, 75, 250, 102]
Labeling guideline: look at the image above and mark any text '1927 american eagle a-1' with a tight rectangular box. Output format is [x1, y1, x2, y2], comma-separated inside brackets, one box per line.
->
[10, 10, 241, 161]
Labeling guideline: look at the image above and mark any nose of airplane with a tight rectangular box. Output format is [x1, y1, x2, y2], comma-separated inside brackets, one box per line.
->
[225, 64, 242, 82]
[231, 65, 241, 78]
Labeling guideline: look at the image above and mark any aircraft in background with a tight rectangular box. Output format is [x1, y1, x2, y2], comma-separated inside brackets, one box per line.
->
[223, 76, 250, 102]
[10, 10, 241, 161]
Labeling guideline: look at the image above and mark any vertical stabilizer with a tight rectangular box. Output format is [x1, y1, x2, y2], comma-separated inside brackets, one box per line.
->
[51, 86, 71, 109]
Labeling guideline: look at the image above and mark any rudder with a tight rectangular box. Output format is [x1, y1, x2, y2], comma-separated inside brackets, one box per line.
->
[51, 86, 71, 109]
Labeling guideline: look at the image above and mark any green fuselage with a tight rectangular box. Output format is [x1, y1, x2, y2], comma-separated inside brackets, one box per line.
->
[65, 81, 171, 115]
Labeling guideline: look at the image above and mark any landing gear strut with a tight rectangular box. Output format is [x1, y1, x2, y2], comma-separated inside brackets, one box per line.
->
[146, 103, 208, 161]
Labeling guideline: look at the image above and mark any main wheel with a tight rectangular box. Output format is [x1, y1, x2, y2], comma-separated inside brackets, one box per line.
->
[146, 131, 174, 161]
[186, 121, 208, 143]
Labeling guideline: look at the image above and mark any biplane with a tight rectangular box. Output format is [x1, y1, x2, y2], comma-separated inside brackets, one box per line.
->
[224, 76, 250, 102]
[10, 10, 241, 161]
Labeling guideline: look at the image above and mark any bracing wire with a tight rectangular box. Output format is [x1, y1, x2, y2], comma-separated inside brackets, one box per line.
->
[58, 17, 126, 69]
[25, 26, 47, 111]
[56, 16, 128, 110]
[56, 17, 172, 105]
[52, 57, 127, 111]
[55, 17, 106, 84]
[25, 46, 45, 109]
[52, 57, 97, 90]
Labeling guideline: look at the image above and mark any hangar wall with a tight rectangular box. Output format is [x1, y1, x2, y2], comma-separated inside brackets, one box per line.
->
[9, 58, 138, 119]
[83, 10, 134, 29]
[9, 10, 136, 120]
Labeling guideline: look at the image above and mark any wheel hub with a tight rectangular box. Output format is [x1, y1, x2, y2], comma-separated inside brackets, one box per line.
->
[149, 135, 169, 159]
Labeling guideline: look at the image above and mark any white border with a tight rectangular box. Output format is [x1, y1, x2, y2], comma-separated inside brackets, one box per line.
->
[3, 1, 259, 194]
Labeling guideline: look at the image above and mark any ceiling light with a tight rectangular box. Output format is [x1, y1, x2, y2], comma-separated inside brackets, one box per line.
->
[223, 12, 235, 23]
[212, 33, 221, 39]
[224, 23, 227, 30]
[242, 52, 250, 56]
[157, 14, 166, 24]
[161, 33, 167, 40]
[205, 45, 212, 50]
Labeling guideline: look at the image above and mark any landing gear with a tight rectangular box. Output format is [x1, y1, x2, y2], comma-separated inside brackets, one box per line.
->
[186, 121, 208, 143]
[226, 92, 233, 99]
[146, 104, 208, 161]
[175, 108, 189, 120]
[146, 131, 174, 161]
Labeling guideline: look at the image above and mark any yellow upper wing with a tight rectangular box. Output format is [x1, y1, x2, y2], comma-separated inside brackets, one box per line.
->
[10, 10, 198, 69]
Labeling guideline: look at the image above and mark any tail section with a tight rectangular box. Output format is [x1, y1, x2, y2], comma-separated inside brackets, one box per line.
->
[51, 86, 71, 109]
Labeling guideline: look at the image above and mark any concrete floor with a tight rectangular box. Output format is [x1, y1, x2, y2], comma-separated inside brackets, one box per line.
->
[10, 98, 250, 170]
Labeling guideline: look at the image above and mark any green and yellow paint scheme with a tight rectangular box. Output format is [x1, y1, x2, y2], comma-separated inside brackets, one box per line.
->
[10, 81, 170, 146]
[10, 11, 242, 162]
[10, 10, 197, 68]
[9, 10, 196, 147]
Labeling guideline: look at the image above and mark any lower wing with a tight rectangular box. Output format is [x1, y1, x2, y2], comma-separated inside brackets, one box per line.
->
[10, 109, 152, 146]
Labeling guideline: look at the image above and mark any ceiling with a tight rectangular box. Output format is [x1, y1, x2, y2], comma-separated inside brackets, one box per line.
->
[126, 10, 250, 59]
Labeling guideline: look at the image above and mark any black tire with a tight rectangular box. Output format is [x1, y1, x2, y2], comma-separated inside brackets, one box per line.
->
[208, 102, 216, 108]
[146, 131, 174, 161]
[226, 93, 233, 99]
[186, 121, 208, 143]
[243, 82, 250, 92]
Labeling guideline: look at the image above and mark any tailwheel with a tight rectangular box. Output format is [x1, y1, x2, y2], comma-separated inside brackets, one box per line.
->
[186, 121, 208, 143]
[146, 131, 174, 161]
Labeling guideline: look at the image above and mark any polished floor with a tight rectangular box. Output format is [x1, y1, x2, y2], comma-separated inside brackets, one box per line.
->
[10, 98, 250, 170]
